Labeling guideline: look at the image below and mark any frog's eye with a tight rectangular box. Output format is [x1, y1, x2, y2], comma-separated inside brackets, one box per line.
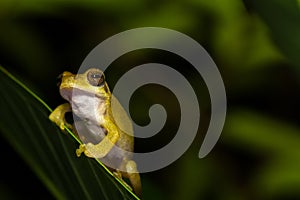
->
[87, 70, 105, 87]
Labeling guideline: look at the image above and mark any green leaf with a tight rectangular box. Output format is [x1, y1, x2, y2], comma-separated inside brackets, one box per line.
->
[244, 0, 300, 68]
[0, 66, 139, 200]
[224, 110, 300, 197]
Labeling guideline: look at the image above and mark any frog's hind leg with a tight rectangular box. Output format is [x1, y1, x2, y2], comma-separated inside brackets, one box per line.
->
[113, 170, 132, 191]
[113, 159, 142, 198]
[123, 160, 142, 198]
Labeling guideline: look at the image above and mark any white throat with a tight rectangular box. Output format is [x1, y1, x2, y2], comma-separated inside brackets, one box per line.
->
[71, 94, 106, 124]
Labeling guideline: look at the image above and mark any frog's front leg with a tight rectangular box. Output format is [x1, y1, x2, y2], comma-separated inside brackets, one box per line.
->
[49, 103, 73, 130]
[76, 119, 120, 158]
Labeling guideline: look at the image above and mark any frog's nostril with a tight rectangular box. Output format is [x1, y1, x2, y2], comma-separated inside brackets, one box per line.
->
[57, 73, 63, 79]
[56, 73, 63, 86]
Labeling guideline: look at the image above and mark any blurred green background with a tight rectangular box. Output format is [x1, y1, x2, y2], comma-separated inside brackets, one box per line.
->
[1, 0, 300, 199]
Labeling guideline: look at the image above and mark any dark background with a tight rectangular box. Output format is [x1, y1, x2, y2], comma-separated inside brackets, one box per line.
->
[1, 0, 300, 199]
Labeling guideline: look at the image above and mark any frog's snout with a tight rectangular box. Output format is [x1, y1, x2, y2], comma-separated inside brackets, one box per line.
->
[62, 71, 73, 77]
[56, 71, 73, 86]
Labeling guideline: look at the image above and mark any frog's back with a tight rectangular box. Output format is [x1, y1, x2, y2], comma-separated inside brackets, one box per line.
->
[102, 95, 134, 168]
[110, 95, 134, 139]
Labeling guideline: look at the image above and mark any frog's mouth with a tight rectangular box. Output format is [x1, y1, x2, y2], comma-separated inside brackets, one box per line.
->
[60, 87, 99, 101]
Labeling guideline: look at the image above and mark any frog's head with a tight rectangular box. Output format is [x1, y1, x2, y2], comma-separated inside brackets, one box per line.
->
[58, 68, 111, 102]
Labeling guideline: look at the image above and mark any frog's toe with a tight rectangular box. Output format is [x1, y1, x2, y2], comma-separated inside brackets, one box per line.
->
[76, 144, 86, 157]
[113, 171, 132, 191]
[49, 114, 65, 130]
[59, 122, 65, 130]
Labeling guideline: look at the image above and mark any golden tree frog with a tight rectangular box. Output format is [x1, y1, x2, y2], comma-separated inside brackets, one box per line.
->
[49, 68, 142, 197]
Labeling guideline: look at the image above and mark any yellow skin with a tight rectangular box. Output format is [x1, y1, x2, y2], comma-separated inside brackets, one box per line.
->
[49, 68, 142, 197]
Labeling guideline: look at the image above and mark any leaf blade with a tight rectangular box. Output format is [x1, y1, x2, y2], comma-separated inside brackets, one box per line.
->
[0, 66, 139, 200]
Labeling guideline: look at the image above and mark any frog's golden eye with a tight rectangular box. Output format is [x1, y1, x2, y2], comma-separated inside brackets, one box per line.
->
[87, 70, 105, 87]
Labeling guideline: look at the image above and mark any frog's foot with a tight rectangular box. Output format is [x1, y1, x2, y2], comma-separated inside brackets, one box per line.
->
[49, 114, 73, 130]
[62, 122, 73, 131]
[113, 171, 133, 191]
[76, 143, 108, 158]
[49, 112, 64, 130]
[76, 144, 86, 157]
[49, 103, 72, 130]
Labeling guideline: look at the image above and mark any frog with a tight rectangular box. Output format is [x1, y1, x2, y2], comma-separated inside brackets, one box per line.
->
[49, 68, 142, 198]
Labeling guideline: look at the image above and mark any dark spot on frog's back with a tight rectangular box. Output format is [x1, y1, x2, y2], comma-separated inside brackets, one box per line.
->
[103, 84, 109, 93]
[100, 124, 108, 135]
[95, 85, 109, 99]
[102, 109, 107, 116]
